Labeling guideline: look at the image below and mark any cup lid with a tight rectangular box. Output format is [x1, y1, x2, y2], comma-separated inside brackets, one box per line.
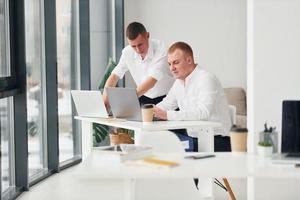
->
[142, 104, 153, 109]
[231, 125, 248, 132]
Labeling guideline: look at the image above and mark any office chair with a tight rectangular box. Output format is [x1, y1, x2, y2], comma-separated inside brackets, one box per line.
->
[136, 131, 203, 200]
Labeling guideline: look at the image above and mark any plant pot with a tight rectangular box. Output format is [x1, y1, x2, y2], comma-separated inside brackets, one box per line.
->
[109, 132, 134, 145]
[257, 145, 273, 157]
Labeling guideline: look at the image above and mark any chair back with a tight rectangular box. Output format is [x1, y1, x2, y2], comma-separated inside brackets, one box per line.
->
[138, 131, 185, 153]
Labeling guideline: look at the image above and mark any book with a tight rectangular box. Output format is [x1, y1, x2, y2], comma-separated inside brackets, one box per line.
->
[94, 144, 153, 162]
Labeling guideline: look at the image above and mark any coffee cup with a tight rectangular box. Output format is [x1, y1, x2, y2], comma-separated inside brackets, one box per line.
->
[230, 126, 248, 152]
[141, 104, 154, 122]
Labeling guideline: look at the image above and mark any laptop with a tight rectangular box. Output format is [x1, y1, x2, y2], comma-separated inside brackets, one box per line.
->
[106, 87, 166, 122]
[272, 100, 300, 164]
[106, 87, 142, 121]
[71, 90, 109, 118]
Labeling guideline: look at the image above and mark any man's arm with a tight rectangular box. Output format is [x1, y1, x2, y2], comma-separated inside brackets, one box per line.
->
[136, 77, 157, 97]
[103, 74, 120, 106]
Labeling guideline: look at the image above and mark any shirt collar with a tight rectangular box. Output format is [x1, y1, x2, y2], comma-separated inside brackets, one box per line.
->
[179, 65, 200, 86]
[133, 39, 154, 62]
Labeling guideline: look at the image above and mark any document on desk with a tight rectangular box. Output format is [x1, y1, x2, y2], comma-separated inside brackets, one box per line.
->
[127, 157, 179, 168]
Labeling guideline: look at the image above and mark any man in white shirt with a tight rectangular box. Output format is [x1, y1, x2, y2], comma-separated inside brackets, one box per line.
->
[154, 42, 232, 152]
[103, 22, 174, 106]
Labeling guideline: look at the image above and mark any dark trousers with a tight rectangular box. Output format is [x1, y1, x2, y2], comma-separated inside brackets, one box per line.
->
[171, 129, 231, 152]
[138, 95, 166, 105]
[171, 129, 231, 189]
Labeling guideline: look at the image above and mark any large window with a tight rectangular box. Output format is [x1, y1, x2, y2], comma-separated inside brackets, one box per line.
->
[1, 0, 89, 198]
[25, 0, 48, 179]
[0, 0, 16, 195]
[0, 0, 9, 77]
[0, 97, 15, 195]
[56, 0, 80, 163]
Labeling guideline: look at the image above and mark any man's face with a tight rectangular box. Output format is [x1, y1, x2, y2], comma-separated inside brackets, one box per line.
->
[168, 49, 192, 80]
[127, 33, 149, 59]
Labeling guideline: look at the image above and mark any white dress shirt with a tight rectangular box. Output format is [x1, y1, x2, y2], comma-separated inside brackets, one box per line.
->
[112, 39, 174, 99]
[157, 66, 232, 137]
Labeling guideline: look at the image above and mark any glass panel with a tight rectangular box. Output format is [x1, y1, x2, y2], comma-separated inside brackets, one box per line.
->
[1, 97, 15, 192]
[25, 0, 47, 178]
[0, 0, 9, 77]
[56, 0, 79, 162]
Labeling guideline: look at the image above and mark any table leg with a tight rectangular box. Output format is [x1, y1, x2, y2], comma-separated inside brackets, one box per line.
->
[197, 127, 214, 198]
[124, 179, 136, 200]
[222, 178, 237, 200]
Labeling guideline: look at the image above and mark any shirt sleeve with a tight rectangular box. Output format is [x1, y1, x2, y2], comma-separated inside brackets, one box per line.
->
[111, 52, 128, 79]
[156, 84, 178, 111]
[167, 75, 219, 121]
[148, 55, 169, 81]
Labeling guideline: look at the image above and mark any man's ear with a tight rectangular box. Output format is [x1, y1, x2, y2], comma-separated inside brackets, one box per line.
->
[187, 56, 192, 64]
[147, 32, 150, 39]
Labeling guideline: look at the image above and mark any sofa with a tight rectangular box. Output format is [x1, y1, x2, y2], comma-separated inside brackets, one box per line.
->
[224, 88, 247, 128]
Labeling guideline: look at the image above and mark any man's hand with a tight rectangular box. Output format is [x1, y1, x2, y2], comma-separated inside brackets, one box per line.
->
[102, 74, 119, 109]
[154, 106, 167, 120]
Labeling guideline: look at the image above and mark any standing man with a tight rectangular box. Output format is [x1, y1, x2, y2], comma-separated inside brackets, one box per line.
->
[154, 42, 232, 152]
[103, 22, 174, 106]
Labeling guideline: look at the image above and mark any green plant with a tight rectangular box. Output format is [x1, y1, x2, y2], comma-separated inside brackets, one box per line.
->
[258, 141, 272, 147]
[258, 122, 275, 147]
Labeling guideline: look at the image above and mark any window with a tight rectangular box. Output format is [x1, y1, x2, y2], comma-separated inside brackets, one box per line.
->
[56, 0, 80, 163]
[0, 0, 9, 77]
[0, 97, 15, 194]
[25, 0, 48, 179]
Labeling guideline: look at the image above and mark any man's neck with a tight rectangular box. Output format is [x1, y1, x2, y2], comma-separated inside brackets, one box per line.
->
[182, 64, 197, 85]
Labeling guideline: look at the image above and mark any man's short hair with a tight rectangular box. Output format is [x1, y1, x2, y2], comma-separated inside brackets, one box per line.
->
[126, 22, 147, 40]
[168, 42, 194, 59]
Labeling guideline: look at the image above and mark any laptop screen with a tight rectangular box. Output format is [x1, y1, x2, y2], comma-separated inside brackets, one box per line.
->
[282, 100, 300, 153]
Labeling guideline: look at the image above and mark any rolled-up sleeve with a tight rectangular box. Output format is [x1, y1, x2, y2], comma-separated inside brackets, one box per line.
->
[157, 84, 178, 111]
[111, 52, 128, 79]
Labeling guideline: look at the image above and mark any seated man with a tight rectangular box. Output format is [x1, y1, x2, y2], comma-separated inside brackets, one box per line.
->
[103, 22, 174, 106]
[154, 42, 232, 152]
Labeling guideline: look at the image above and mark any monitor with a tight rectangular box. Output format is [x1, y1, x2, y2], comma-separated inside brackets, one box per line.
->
[281, 100, 300, 155]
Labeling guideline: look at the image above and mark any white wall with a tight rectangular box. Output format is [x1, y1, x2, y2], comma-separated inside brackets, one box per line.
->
[249, 0, 300, 153]
[124, 0, 247, 89]
[247, 0, 300, 199]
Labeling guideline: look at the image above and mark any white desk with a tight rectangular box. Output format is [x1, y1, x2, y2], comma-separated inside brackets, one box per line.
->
[75, 116, 221, 153]
[76, 151, 300, 200]
[75, 116, 222, 198]
[78, 152, 300, 178]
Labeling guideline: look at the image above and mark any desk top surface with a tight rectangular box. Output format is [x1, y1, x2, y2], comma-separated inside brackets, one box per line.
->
[75, 116, 221, 131]
[75, 152, 300, 179]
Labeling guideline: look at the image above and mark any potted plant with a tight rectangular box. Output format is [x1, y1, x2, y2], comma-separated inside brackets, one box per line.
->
[109, 128, 134, 145]
[257, 123, 275, 157]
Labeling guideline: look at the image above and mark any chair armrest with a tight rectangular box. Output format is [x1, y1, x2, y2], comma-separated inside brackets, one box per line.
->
[228, 105, 237, 126]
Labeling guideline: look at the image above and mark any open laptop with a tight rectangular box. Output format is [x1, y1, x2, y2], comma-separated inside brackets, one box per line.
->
[71, 90, 109, 118]
[272, 100, 300, 164]
[106, 87, 142, 121]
